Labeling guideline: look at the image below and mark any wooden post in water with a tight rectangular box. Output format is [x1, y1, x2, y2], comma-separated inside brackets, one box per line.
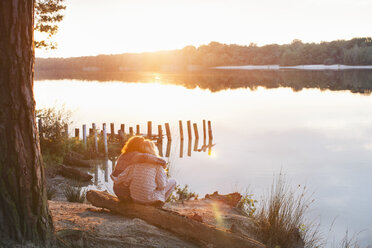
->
[103, 123, 108, 156]
[203, 120, 206, 145]
[110, 123, 115, 140]
[165, 123, 171, 141]
[118, 130, 125, 146]
[92, 123, 98, 153]
[129, 127, 134, 136]
[147, 121, 152, 138]
[82, 124, 87, 149]
[179, 139, 184, 158]
[208, 121, 213, 140]
[158, 125, 163, 143]
[75, 128, 79, 139]
[179, 120, 184, 141]
[187, 120, 192, 140]
[64, 123, 68, 138]
[94, 164, 98, 185]
[193, 123, 199, 140]
[157, 141, 163, 157]
[104, 159, 109, 182]
[136, 125, 140, 135]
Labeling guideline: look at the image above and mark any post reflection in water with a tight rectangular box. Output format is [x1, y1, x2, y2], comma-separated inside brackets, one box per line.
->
[110, 156, 116, 171]
[166, 140, 171, 157]
[94, 164, 98, 185]
[104, 159, 109, 182]
[208, 140, 212, 156]
[194, 138, 199, 152]
[155, 137, 214, 158]
[154, 136, 214, 158]
[179, 139, 184, 158]
[157, 141, 163, 157]
[187, 138, 192, 157]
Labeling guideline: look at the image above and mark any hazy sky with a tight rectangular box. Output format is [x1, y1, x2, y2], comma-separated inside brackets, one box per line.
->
[35, 0, 372, 58]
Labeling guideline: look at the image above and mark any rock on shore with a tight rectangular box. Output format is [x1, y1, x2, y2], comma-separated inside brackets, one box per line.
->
[49, 201, 198, 248]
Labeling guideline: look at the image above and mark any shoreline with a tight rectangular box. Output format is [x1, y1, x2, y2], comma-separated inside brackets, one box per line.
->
[214, 64, 372, 70]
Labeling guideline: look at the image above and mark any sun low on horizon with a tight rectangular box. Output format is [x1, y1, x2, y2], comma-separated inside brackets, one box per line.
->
[36, 0, 372, 58]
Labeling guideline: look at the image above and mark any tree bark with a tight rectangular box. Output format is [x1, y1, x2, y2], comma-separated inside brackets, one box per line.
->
[0, 1, 53, 246]
[86, 190, 266, 248]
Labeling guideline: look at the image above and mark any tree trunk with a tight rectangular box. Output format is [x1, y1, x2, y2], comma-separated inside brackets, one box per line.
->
[0, 1, 53, 246]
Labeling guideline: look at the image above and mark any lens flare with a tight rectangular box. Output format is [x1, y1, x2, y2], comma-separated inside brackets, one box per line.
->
[211, 202, 224, 227]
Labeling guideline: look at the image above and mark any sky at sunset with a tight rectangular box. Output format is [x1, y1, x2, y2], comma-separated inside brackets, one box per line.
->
[35, 0, 372, 58]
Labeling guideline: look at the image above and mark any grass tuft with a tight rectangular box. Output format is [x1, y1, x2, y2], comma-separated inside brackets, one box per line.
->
[253, 173, 322, 248]
[63, 184, 86, 203]
[168, 184, 198, 203]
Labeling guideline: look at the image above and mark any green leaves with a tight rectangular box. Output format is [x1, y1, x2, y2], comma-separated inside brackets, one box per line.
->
[34, 0, 66, 50]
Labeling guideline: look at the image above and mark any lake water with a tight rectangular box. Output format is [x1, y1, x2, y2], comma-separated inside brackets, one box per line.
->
[34, 70, 372, 247]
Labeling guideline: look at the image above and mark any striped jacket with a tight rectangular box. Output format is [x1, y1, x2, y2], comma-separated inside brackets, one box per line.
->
[111, 152, 168, 204]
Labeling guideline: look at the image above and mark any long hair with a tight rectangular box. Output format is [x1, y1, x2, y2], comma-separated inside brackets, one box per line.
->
[121, 136, 158, 156]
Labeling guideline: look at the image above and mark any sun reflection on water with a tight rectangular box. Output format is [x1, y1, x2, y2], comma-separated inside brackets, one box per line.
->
[208, 150, 217, 158]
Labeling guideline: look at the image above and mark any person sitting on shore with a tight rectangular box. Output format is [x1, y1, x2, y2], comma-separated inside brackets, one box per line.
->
[111, 136, 176, 205]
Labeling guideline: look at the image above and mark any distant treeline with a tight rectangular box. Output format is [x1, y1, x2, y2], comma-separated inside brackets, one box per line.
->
[36, 37, 372, 72]
[35, 69, 372, 95]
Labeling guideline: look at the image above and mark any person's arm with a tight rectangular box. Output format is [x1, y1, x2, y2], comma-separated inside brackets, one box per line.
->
[132, 153, 166, 167]
[111, 153, 125, 177]
[155, 166, 167, 190]
[115, 165, 134, 186]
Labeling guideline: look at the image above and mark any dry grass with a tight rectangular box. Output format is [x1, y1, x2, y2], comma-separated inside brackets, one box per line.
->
[331, 230, 363, 248]
[62, 184, 86, 203]
[253, 173, 322, 248]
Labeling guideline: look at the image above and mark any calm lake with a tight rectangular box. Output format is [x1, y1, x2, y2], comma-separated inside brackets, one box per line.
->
[35, 70, 372, 246]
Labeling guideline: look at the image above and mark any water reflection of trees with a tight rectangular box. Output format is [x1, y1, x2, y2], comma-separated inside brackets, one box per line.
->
[35, 69, 372, 95]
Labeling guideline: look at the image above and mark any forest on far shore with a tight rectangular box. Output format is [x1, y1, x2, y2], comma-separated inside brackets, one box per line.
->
[36, 37, 372, 72]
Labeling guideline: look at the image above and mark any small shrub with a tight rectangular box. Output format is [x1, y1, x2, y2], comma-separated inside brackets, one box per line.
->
[63, 184, 86, 203]
[42, 152, 63, 165]
[46, 186, 57, 200]
[66, 137, 85, 155]
[36, 106, 71, 158]
[37, 107, 88, 163]
[237, 192, 258, 217]
[168, 184, 198, 203]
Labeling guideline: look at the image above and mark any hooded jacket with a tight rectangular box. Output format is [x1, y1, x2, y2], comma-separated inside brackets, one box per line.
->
[111, 152, 168, 203]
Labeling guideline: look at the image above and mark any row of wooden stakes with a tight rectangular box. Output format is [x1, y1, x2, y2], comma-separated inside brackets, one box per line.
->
[38, 119, 213, 156]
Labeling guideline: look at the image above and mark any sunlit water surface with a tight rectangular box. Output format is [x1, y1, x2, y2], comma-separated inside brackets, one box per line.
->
[34, 79, 372, 246]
